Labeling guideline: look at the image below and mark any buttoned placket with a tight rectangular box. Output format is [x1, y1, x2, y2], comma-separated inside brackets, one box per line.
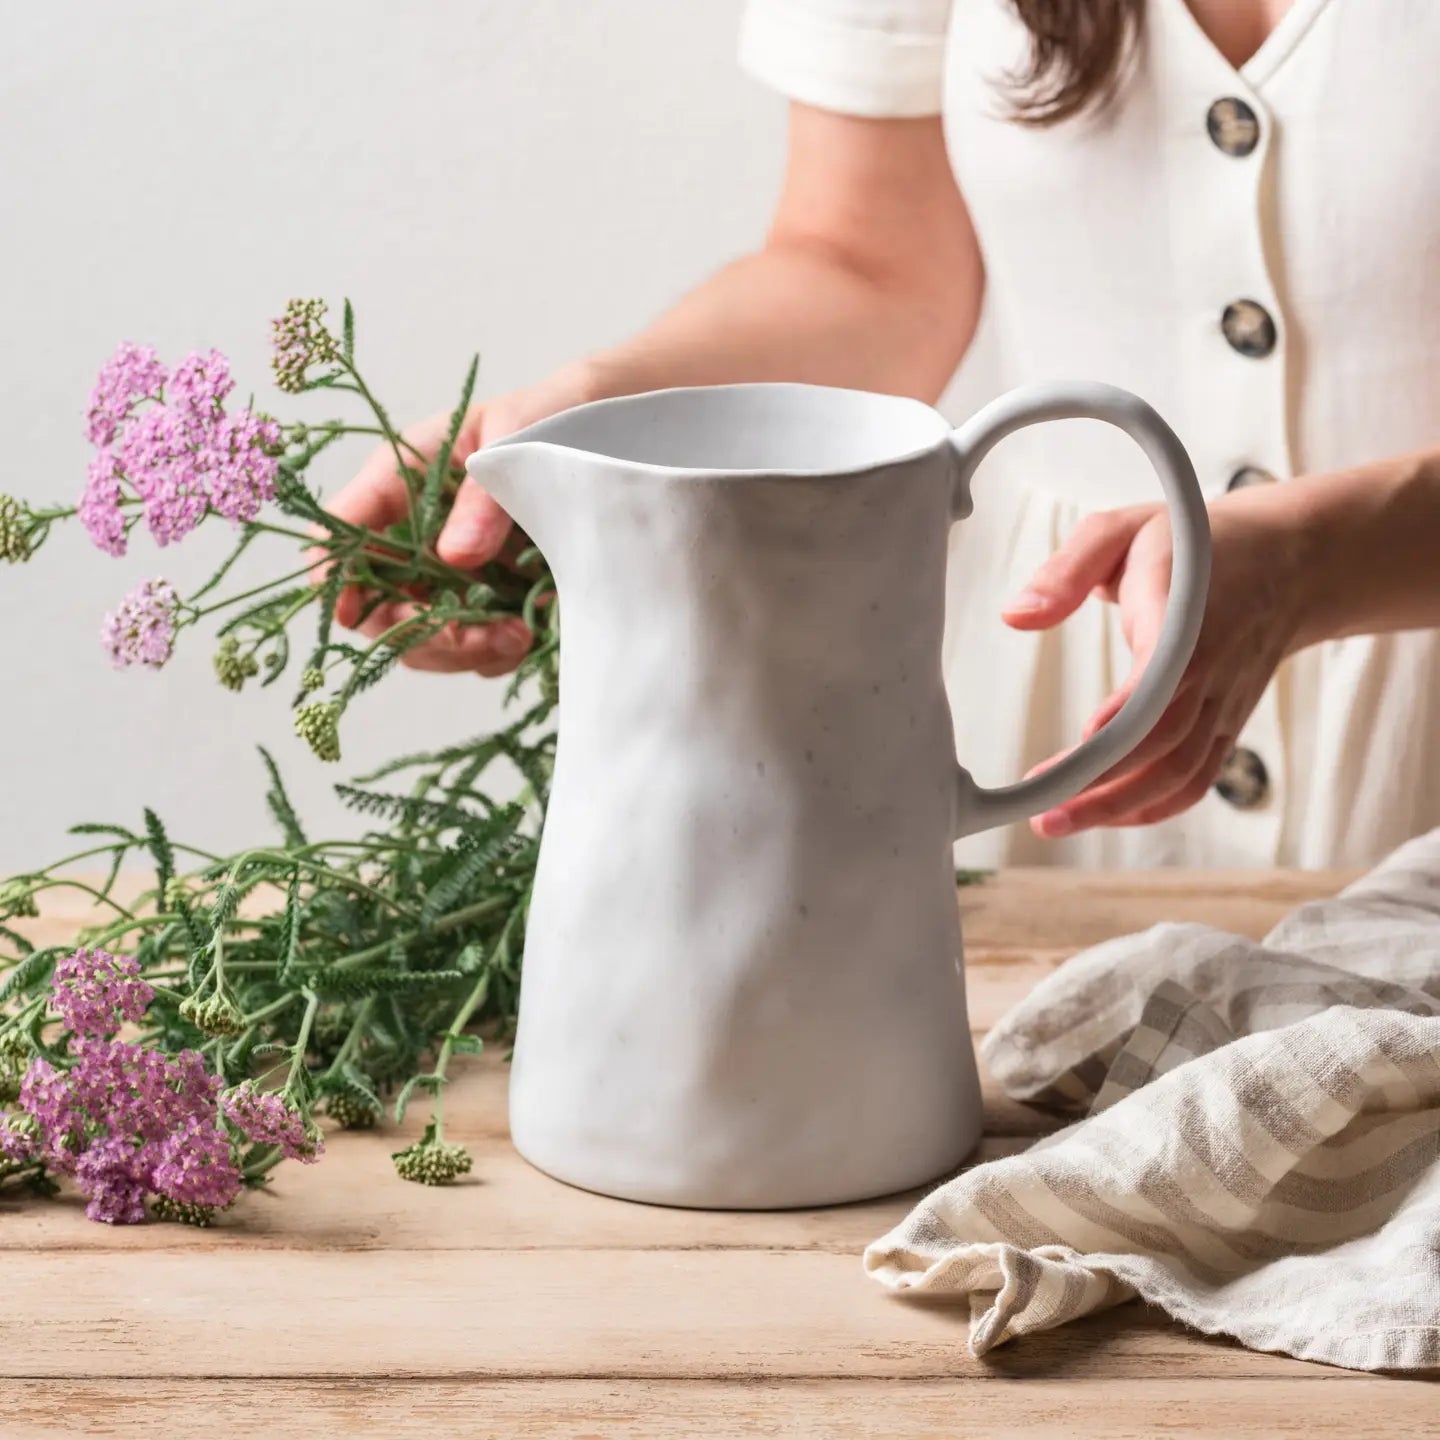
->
[1151, 10, 1292, 863]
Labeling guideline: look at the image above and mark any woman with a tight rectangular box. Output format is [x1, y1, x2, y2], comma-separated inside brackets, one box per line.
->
[330, 0, 1440, 868]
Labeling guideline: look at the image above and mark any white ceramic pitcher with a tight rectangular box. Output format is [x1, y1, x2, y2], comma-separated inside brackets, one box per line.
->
[465, 381, 1210, 1209]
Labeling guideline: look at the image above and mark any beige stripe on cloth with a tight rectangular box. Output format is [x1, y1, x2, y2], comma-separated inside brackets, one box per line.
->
[863, 829, 1440, 1372]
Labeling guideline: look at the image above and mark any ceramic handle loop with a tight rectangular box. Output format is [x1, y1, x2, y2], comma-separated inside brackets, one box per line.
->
[946, 382, 1212, 840]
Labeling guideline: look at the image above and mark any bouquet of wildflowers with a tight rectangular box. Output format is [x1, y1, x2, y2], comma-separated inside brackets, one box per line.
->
[0, 301, 557, 1223]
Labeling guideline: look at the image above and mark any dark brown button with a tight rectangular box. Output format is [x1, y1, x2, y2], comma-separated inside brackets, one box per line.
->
[1222, 300, 1277, 358]
[1207, 97, 1260, 157]
[1215, 747, 1269, 809]
[1227, 465, 1276, 492]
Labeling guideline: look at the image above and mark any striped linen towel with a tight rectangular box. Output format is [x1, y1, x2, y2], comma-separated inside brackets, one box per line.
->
[864, 828, 1440, 1372]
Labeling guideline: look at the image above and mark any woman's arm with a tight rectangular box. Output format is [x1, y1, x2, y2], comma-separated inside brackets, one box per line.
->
[1288, 446, 1440, 647]
[326, 102, 984, 672]
[587, 104, 983, 404]
[1003, 444, 1440, 836]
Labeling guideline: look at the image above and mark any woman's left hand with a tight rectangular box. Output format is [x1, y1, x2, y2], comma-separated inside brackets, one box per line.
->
[1002, 490, 1313, 838]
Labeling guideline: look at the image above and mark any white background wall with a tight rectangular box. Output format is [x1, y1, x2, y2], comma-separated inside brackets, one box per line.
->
[1, 0, 994, 873]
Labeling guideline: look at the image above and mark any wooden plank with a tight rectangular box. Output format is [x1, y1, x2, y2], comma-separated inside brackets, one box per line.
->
[0, 1250, 1354, 1381]
[959, 869, 1352, 950]
[0, 1131, 1034, 1254]
[6, 1376, 1424, 1440]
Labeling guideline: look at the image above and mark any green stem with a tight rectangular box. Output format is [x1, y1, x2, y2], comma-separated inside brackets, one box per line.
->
[330, 894, 512, 972]
[320, 996, 374, 1082]
[190, 562, 321, 620]
[334, 366, 421, 536]
[242, 1143, 282, 1183]
[239, 992, 298, 1029]
[23, 878, 135, 921]
[284, 989, 320, 1094]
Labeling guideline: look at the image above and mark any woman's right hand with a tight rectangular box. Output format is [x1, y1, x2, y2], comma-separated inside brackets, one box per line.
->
[322, 360, 606, 676]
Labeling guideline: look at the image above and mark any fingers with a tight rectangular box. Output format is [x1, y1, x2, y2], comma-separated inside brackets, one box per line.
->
[353, 601, 533, 676]
[436, 476, 513, 569]
[326, 442, 421, 534]
[1125, 735, 1233, 825]
[1031, 698, 1226, 837]
[312, 439, 426, 625]
[1080, 674, 1208, 775]
[1002, 507, 1152, 631]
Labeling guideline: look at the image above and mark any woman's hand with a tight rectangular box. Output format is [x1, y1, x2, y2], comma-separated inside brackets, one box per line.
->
[321, 360, 604, 676]
[1002, 488, 1315, 837]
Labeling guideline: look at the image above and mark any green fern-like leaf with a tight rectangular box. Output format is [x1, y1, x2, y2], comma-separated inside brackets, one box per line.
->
[420, 805, 526, 927]
[276, 871, 304, 986]
[418, 353, 478, 544]
[305, 967, 465, 1000]
[143, 808, 176, 898]
[259, 748, 308, 848]
[0, 947, 59, 1004]
[335, 785, 481, 832]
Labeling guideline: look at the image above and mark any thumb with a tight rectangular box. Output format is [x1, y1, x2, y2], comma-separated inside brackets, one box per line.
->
[1001, 507, 1150, 631]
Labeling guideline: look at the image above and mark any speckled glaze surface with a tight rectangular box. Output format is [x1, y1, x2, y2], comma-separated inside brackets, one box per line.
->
[466, 381, 1209, 1208]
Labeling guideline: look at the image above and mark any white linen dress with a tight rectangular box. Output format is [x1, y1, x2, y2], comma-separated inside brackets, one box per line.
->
[739, 0, 1440, 868]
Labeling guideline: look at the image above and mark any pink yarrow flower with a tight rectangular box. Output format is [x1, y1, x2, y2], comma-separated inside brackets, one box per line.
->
[116, 406, 208, 547]
[6, 950, 247, 1223]
[51, 947, 154, 1039]
[101, 578, 179, 670]
[221, 1080, 323, 1163]
[86, 342, 168, 447]
[152, 1116, 244, 1209]
[206, 410, 280, 523]
[79, 449, 129, 557]
[0, 1118, 35, 1166]
[74, 1136, 151, 1225]
[81, 344, 281, 554]
[166, 349, 235, 436]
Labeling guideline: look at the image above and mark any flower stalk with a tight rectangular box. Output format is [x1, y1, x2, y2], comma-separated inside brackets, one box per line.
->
[0, 299, 560, 1221]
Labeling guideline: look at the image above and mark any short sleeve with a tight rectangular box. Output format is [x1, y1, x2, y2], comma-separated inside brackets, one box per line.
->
[738, 0, 953, 118]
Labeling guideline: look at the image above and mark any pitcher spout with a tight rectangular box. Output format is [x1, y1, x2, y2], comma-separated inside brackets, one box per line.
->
[462, 435, 569, 561]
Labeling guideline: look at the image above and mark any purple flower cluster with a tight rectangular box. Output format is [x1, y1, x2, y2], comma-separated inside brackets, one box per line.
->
[80, 342, 280, 555]
[100, 578, 179, 671]
[51, 947, 154, 1038]
[221, 1080, 323, 1163]
[79, 450, 127, 558]
[86, 342, 167, 447]
[5, 947, 244, 1224]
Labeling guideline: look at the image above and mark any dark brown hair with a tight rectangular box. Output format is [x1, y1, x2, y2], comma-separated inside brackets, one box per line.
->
[1006, 0, 1147, 126]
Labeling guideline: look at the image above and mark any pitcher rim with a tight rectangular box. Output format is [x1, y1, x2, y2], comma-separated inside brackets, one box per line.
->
[465, 382, 954, 481]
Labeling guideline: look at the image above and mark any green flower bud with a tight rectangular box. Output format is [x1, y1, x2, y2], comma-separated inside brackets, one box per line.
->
[324, 1090, 381, 1131]
[294, 701, 342, 763]
[0, 879, 38, 921]
[0, 1030, 32, 1067]
[298, 666, 325, 696]
[392, 1121, 473, 1186]
[179, 991, 246, 1038]
[213, 636, 260, 693]
[0, 496, 29, 564]
[271, 298, 340, 395]
[150, 1195, 224, 1227]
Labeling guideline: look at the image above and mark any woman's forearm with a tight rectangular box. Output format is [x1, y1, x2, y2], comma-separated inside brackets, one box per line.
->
[585, 237, 978, 406]
[577, 107, 983, 409]
[1290, 446, 1440, 648]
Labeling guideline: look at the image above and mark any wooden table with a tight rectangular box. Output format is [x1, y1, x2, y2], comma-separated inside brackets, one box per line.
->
[6, 870, 1437, 1437]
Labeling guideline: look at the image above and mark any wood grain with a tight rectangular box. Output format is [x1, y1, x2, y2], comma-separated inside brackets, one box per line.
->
[0, 1251, 1351, 1382]
[7, 1378, 1436, 1440]
[5, 867, 1407, 1439]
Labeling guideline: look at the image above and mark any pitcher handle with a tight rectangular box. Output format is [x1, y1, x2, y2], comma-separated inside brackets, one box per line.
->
[947, 382, 1212, 839]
